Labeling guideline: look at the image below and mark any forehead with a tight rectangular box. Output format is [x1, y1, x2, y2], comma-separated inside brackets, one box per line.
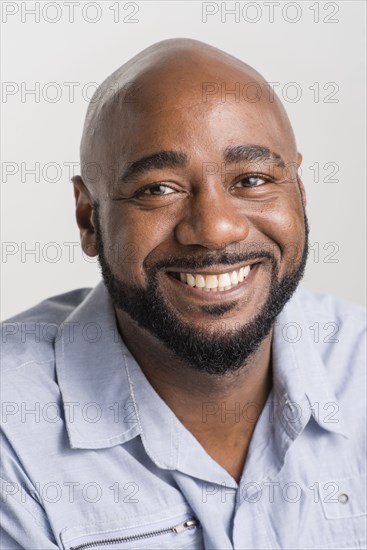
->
[92, 52, 296, 174]
[125, 98, 287, 158]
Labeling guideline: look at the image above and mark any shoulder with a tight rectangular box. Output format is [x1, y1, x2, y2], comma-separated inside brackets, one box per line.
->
[295, 286, 366, 352]
[296, 285, 366, 323]
[295, 286, 366, 401]
[1, 287, 93, 373]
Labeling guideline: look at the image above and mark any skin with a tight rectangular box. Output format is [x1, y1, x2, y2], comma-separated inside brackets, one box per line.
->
[73, 39, 307, 483]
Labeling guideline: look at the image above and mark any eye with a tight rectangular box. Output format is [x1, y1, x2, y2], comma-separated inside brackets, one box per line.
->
[135, 184, 176, 197]
[234, 175, 269, 188]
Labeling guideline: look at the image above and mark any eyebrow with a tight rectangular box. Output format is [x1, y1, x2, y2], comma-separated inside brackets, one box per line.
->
[119, 150, 188, 182]
[119, 144, 285, 182]
[223, 144, 285, 168]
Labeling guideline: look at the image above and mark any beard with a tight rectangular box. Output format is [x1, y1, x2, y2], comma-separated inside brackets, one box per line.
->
[93, 203, 309, 376]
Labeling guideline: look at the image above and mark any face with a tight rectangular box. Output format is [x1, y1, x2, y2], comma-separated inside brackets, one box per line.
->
[80, 72, 308, 375]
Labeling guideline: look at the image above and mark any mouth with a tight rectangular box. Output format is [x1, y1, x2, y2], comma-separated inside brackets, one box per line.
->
[166, 262, 259, 293]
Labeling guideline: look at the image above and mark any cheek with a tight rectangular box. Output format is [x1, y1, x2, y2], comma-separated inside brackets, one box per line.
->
[254, 199, 305, 267]
[102, 207, 174, 281]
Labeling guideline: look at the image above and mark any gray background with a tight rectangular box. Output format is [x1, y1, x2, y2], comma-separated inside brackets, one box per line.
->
[1, 0, 366, 319]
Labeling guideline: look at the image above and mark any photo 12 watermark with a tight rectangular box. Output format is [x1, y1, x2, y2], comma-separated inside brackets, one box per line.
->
[201, 1, 340, 24]
[1, 1, 140, 24]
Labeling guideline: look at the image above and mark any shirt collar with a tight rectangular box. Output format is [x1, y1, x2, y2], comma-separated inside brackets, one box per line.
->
[55, 281, 182, 467]
[55, 281, 140, 449]
[55, 282, 347, 458]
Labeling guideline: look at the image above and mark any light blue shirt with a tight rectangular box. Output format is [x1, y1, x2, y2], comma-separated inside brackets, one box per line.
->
[1, 281, 366, 549]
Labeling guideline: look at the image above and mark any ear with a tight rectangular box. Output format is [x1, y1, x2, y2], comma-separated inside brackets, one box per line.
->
[296, 152, 307, 208]
[72, 175, 98, 257]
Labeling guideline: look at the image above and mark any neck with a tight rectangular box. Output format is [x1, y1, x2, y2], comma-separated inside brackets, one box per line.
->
[115, 308, 273, 482]
[115, 308, 273, 427]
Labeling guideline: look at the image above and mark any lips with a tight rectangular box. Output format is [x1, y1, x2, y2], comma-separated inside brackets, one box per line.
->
[167, 263, 256, 292]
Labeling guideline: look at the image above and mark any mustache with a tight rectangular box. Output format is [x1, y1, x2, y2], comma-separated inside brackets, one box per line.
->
[147, 250, 277, 273]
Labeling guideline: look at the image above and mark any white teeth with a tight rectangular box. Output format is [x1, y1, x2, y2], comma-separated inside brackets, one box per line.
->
[230, 271, 238, 285]
[243, 265, 250, 278]
[175, 264, 253, 291]
[186, 273, 196, 287]
[205, 275, 218, 289]
[195, 274, 206, 288]
[218, 273, 231, 287]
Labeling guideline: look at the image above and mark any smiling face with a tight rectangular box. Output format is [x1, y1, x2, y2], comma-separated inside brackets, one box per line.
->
[75, 39, 308, 374]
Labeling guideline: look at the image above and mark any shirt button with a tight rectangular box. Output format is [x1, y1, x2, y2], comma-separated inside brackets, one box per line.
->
[338, 493, 349, 504]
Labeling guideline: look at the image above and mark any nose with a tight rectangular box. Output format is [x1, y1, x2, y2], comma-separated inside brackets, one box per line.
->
[174, 185, 250, 250]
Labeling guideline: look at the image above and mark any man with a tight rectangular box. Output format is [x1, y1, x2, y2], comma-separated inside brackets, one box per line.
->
[1, 38, 366, 549]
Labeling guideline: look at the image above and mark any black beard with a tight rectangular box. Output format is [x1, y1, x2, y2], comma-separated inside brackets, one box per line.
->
[93, 203, 309, 375]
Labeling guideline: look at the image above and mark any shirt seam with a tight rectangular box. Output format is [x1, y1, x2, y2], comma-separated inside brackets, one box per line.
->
[2, 359, 54, 374]
[0, 474, 53, 532]
[122, 346, 178, 470]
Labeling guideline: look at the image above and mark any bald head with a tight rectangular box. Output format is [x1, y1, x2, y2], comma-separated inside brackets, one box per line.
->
[79, 38, 297, 190]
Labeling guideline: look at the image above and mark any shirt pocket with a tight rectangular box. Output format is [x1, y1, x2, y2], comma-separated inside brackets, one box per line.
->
[317, 473, 367, 549]
[319, 473, 366, 519]
[60, 512, 203, 550]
